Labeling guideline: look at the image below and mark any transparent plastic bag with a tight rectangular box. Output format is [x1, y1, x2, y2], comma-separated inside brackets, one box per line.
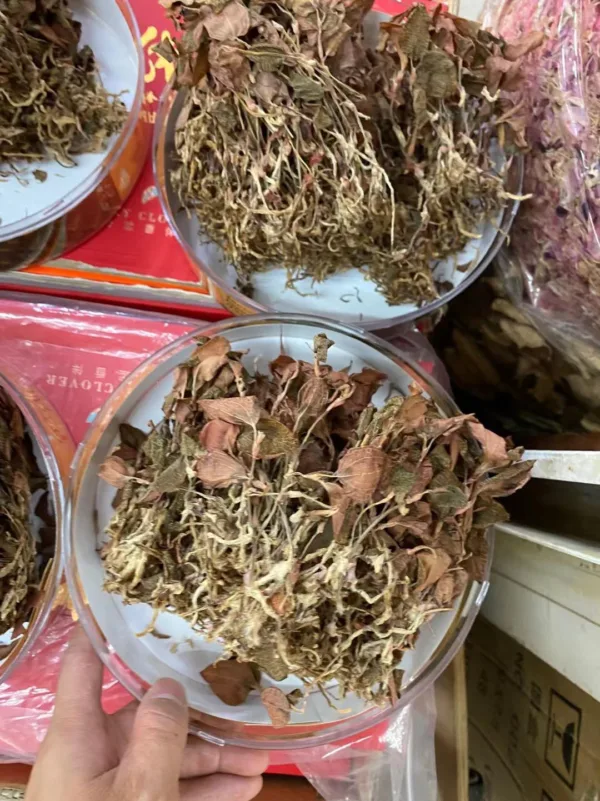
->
[296, 689, 437, 801]
[0, 609, 439, 801]
[481, 0, 600, 348]
[378, 327, 453, 397]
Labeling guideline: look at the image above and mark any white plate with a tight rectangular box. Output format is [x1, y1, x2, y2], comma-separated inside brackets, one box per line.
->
[68, 317, 486, 728]
[0, 0, 139, 242]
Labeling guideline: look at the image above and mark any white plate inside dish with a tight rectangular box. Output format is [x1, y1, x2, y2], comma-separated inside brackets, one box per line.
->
[0, 0, 139, 242]
[69, 318, 485, 727]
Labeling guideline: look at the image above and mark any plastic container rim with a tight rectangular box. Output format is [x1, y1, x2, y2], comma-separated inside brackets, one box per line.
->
[64, 312, 493, 749]
[0, 0, 145, 244]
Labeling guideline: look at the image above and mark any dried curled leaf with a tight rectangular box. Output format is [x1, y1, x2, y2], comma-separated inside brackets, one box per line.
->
[203, 1, 251, 41]
[199, 420, 240, 452]
[199, 397, 261, 426]
[196, 451, 248, 488]
[337, 446, 387, 502]
[99, 456, 135, 489]
[201, 659, 259, 706]
[260, 687, 291, 727]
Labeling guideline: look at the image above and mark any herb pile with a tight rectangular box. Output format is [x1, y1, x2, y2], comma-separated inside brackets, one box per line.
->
[0, 388, 38, 640]
[100, 333, 532, 715]
[0, 0, 127, 168]
[159, 0, 539, 306]
[488, 0, 600, 339]
[436, 274, 600, 438]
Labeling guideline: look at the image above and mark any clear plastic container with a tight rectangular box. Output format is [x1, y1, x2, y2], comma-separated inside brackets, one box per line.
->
[0, 373, 71, 684]
[0, 0, 148, 271]
[154, 85, 523, 330]
[65, 313, 493, 750]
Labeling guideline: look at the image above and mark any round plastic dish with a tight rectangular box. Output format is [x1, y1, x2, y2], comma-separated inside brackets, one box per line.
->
[65, 314, 493, 750]
[154, 84, 523, 330]
[0, 0, 147, 271]
[0, 373, 72, 684]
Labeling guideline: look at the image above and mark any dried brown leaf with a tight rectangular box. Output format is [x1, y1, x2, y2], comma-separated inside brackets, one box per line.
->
[416, 549, 452, 591]
[199, 396, 261, 426]
[203, 1, 251, 41]
[199, 419, 240, 452]
[261, 687, 291, 727]
[99, 456, 135, 489]
[503, 31, 544, 62]
[338, 446, 388, 503]
[467, 422, 508, 466]
[201, 659, 259, 706]
[196, 451, 248, 488]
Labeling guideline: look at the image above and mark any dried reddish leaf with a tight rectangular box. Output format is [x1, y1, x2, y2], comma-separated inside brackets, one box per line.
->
[199, 396, 261, 426]
[434, 573, 455, 606]
[503, 31, 544, 62]
[297, 377, 329, 414]
[199, 419, 240, 452]
[196, 451, 248, 488]
[201, 659, 259, 706]
[325, 483, 351, 541]
[99, 456, 135, 488]
[337, 446, 388, 503]
[203, 1, 250, 41]
[192, 336, 231, 362]
[468, 421, 508, 466]
[174, 399, 193, 424]
[261, 687, 291, 727]
[416, 549, 452, 591]
[269, 591, 289, 616]
[193, 354, 229, 383]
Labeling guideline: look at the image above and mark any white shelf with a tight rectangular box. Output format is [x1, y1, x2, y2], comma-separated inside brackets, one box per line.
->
[523, 449, 600, 485]
[483, 524, 600, 702]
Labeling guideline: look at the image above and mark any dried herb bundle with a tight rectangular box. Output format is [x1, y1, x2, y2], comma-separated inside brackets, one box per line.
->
[488, 0, 600, 341]
[435, 274, 600, 438]
[161, 0, 538, 305]
[0, 388, 37, 638]
[0, 0, 127, 167]
[101, 334, 532, 708]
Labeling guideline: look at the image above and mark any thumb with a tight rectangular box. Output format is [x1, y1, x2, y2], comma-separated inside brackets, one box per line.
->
[117, 679, 189, 799]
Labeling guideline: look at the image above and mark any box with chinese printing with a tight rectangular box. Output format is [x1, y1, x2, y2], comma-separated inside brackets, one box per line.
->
[467, 618, 600, 801]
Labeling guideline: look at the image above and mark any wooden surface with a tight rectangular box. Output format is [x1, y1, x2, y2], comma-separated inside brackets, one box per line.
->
[257, 775, 319, 800]
[435, 649, 469, 801]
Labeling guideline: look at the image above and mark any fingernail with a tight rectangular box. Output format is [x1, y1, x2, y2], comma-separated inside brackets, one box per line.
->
[148, 678, 187, 706]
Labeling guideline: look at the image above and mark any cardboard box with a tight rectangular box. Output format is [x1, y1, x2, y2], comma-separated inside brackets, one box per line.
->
[467, 618, 600, 801]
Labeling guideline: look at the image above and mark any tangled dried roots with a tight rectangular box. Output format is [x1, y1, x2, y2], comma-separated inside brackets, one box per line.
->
[101, 334, 532, 706]
[162, 0, 539, 305]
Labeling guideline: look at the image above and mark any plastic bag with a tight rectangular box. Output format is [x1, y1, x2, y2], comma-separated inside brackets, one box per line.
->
[377, 326, 453, 397]
[296, 689, 438, 801]
[1, 603, 439, 800]
[481, 0, 600, 349]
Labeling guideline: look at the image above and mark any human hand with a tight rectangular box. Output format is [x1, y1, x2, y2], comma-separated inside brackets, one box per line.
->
[25, 628, 268, 801]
